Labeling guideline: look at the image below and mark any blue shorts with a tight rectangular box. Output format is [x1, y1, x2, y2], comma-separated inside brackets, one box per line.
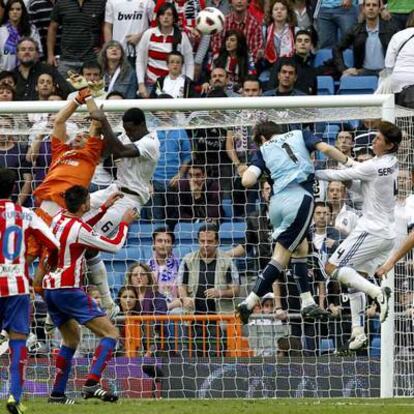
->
[0, 295, 30, 335]
[44, 288, 106, 328]
[269, 185, 314, 252]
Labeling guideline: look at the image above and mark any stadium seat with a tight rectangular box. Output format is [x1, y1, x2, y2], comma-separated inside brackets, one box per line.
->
[313, 48, 333, 68]
[320, 339, 335, 354]
[317, 76, 335, 95]
[173, 244, 198, 258]
[337, 76, 378, 95]
[127, 220, 168, 244]
[342, 49, 354, 68]
[174, 221, 206, 244]
[370, 337, 381, 357]
[323, 124, 340, 143]
[219, 221, 246, 243]
[222, 197, 233, 220]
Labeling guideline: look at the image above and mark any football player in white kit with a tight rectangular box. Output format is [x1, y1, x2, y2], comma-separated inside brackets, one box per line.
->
[316, 120, 402, 350]
[85, 107, 160, 316]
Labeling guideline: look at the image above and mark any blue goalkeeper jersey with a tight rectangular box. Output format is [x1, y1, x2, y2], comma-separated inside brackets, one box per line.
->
[251, 130, 322, 195]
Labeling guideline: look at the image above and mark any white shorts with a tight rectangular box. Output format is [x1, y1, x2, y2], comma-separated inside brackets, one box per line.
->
[89, 183, 143, 236]
[329, 230, 394, 277]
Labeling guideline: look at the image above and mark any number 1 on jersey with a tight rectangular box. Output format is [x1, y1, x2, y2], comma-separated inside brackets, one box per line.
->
[282, 143, 298, 163]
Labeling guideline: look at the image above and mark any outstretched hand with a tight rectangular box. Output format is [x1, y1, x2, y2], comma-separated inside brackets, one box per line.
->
[103, 192, 124, 209]
[89, 105, 107, 122]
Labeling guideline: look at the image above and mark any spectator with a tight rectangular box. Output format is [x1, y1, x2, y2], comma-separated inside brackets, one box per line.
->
[212, 30, 256, 93]
[175, 163, 221, 222]
[35, 71, 55, 100]
[335, 127, 354, 158]
[117, 285, 140, 315]
[104, 0, 154, 67]
[263, 58, 306, 96]
[267, 29, 318, 95]
[66, 61, 106, 100]
[12, 37, 72, 100]
[381, 0, 413, 31]
[145, 95, 191, 220]
[136, 3, 194, 98]
[28, 0, 61, 56]
[210, 0, 263, 63]
[333, 0, 399, 77]
[0, 115, 32, 206]
[150, 51, 198, 98]
[0, 0, 42, 71]
[200, 66, 240, 96]
[292, 0, 314, 30]
[47, 0, 105, 76]
[178, 224, 240, 354]
[147, 226, 182, 313]
[125, 262, 168, 315]
[326, 180, 359, 236]
[0, 69, 17, 88]
[316, 0, 358, 49]
[262, 0, 297, 69]
[226, 180, 273, 274]
[0, 82, 14, 100]
[241, 74, 262, 96]
[384, 11, 414, 100]
[98, 40, 137, 99]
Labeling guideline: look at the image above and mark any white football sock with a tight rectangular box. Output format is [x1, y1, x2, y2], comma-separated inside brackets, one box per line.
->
[337, 267, 381, 299]
[87, 257, 114, 310]
[349, 290, 366, 332]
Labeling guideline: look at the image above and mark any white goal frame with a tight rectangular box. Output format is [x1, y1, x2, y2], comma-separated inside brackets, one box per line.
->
[0, 94, 397, 398]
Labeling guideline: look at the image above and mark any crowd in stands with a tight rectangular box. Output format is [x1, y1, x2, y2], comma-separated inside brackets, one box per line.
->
[0, 0, 413, 359]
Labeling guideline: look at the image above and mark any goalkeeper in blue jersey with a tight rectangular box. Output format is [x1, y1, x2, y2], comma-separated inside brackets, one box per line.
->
[237, 121, 356, 324]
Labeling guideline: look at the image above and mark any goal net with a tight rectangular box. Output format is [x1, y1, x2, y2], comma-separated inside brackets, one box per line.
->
[0, 95, 413, 400]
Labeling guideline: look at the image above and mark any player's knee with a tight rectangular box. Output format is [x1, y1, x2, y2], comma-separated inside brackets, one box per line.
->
[108, 325, 120, 341]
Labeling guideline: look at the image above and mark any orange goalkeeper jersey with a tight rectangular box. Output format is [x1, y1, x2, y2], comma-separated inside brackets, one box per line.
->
[33, 136, 104, 208]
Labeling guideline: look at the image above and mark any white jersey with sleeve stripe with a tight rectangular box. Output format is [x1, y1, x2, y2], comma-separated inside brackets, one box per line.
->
[114, 131, 160, 204]
[0, 200, 59, 297]
[316, 153, 398, 239]
[42, 209, 128, 290]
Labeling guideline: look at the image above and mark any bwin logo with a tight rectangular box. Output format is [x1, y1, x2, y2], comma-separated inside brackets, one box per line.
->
[118, 11, 143, 20]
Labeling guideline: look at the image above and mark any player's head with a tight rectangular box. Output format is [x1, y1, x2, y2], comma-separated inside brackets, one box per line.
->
[66, 123, 88, 148]
[64, 185, 90, 214]
[122, 108, 146, 141]
[152, 226, 175, 258]
[0, 168, 17, 199]
[253, 121, 288, 146]
[373, 121, 402, 155]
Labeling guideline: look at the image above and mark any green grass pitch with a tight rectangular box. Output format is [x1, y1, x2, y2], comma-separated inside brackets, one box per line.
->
[14, 399, 414, 414]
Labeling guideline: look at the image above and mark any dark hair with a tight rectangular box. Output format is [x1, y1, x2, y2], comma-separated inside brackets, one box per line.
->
[156, 93, 174, 99]
[156, 3, 182, 52]
[0, 168, 17, 198]
[16, 36, 39, 53]
[0, 70, 17, 85]
[0, 82, 15, 99]
[378, 120, 402, 153]
[64, 185, 89, 213]
[167, 51, 184, 64]
[189, 163, 206, 174]
[2, 0, 31, 36]
[253, 121, 288, 146]
[106, 90, 125, 99]
[213, 30, 250, 86]
[243, 74, 262, 89]
[122, 108, 146, 125]
[116, 285, 139, 314]
[314, 201, 332, 213]
[81, 61, 102, 76]
[152, 226, 175, 245]
[197, 223, 219, 241]
[294, 29, 313, 44]
[277, 58, 297, 74]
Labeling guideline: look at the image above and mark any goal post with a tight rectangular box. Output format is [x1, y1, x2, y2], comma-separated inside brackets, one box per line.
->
[0, 94, 413, 400]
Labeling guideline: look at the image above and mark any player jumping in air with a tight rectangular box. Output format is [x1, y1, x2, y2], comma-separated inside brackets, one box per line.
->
[316, 121, 402, 350]
[43, 185, 138, 405]
[0, 168, 60, 414]
[236, 121, 359, 324]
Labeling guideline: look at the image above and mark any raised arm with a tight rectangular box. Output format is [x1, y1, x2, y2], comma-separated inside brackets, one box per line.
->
[315, 141, 354, 166]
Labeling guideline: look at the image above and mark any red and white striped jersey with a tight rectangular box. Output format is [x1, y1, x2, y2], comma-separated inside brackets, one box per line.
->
[42, 207, 129, 289]
[0, 200, 60, 297]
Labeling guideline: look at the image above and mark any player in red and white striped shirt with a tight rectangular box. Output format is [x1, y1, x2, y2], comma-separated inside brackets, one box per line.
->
[0, 168, 59, 414]
[43, 185, 138, 405]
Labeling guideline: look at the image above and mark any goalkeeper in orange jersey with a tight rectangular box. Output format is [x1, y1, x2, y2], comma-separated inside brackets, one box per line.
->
[28, 72, 120, 317]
